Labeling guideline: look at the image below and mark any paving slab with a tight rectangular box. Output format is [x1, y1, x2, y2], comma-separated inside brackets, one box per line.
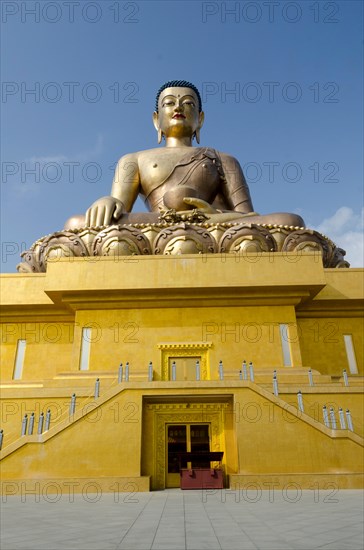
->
[0, 489, 363, 550]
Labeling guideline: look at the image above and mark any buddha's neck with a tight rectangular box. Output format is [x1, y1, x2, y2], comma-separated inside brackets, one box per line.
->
[165, 136, 193, 147]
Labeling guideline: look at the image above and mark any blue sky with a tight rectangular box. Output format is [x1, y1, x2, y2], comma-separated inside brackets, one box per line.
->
[1, 0, 363, 271]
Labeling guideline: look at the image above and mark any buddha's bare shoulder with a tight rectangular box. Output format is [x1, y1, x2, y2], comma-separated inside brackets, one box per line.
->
[115, 148, 175, 168]
[216, 151, 241, 165]
[116, 148, 242, 167]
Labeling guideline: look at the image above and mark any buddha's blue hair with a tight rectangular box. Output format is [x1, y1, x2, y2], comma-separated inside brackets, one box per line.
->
[155, 81, 202, 112]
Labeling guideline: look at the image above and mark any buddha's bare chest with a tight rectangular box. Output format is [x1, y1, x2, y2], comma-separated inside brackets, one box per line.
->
[138, 149, 191, 186]
[137, 148, 220, 193]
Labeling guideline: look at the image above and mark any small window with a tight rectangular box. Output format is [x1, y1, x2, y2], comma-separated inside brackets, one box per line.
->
[79, 328, 92, 371]
[279, 324, 292, 367]
[13, 339, 26, 379]
[343, 335, 358, 374]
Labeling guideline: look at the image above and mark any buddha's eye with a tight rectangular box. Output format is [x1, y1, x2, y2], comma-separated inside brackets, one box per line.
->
[162, 100, 174, 107]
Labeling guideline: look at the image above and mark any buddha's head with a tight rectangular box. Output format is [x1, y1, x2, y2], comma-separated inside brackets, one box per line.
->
[153, 80, 204, 144]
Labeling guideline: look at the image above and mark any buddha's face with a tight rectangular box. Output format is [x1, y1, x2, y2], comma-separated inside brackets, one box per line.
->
[153, 87, 204, 140]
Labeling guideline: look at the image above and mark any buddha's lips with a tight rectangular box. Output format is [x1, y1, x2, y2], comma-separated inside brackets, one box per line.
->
[173, 114, 186, 119]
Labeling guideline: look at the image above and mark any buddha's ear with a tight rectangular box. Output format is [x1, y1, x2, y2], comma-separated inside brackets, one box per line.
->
[153, 112, 163, 144]
[152, 111, 159, 131]
[198, 111, 205, 129]
[195, 111, 204, 144]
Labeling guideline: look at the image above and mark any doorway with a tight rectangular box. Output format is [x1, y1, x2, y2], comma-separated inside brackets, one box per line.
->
[166, 423, 210, 487]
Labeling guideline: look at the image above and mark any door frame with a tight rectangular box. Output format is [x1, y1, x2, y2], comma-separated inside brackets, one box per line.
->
[158, 343, 212, 381]
[147, 401, 228, 490]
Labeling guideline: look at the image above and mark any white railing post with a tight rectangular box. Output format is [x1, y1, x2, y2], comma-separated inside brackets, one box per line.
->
[273, 371, 279, 396]
[297, 391, 304, 412]
[45, 410, 51, 431]
[69, 393, 76, 416]
[329, 407, 337, 429]
[94, 378, 100, 399]
[28, 412, 35, 435]
[249, 361, 254, 382]
[343, 369, 349, 387]
[322, 405, 329, 427]
[308, 369, 314, 387]
[346, 409, 354, 432]
[218, 360, 224, 380]
[148, 361, 153, 382]
[21, 414, 28, 436]
[338, 407, 346, 429]
[171, 361, 176, 381]
[118, 363, 123, 383]
[37, 412, 44, 435]
[196, 360, 200, 381]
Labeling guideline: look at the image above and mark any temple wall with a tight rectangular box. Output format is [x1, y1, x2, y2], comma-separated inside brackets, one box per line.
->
[298, 317, 363, 376]
[0, 254, 363, 492]
[1, 385, 362, 492]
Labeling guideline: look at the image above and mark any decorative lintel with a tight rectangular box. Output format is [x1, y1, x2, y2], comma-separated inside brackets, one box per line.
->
[158, 342, 213, 350]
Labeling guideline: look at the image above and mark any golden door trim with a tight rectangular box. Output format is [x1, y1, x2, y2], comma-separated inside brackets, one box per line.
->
[157, 342, 212, 381]
[146, 402, 228, 490]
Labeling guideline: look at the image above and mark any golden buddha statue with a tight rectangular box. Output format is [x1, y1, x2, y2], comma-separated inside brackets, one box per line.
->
[64, 80, 304, 229]
[20, 80, 350, 273]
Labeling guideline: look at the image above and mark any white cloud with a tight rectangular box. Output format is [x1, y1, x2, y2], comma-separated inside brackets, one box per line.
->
[312, 207, 364, 267]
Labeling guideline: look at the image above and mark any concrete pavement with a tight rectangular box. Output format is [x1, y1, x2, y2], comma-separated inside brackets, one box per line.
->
[1, 489, 363, 549]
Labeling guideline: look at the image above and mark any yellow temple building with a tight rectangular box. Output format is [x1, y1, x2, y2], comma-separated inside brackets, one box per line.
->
[1, 81, 363, 496]
[1, 252, 363, 495]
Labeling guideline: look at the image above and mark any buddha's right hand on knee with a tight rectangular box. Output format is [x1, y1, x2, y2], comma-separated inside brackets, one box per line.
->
[85, 197, 125, 227]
